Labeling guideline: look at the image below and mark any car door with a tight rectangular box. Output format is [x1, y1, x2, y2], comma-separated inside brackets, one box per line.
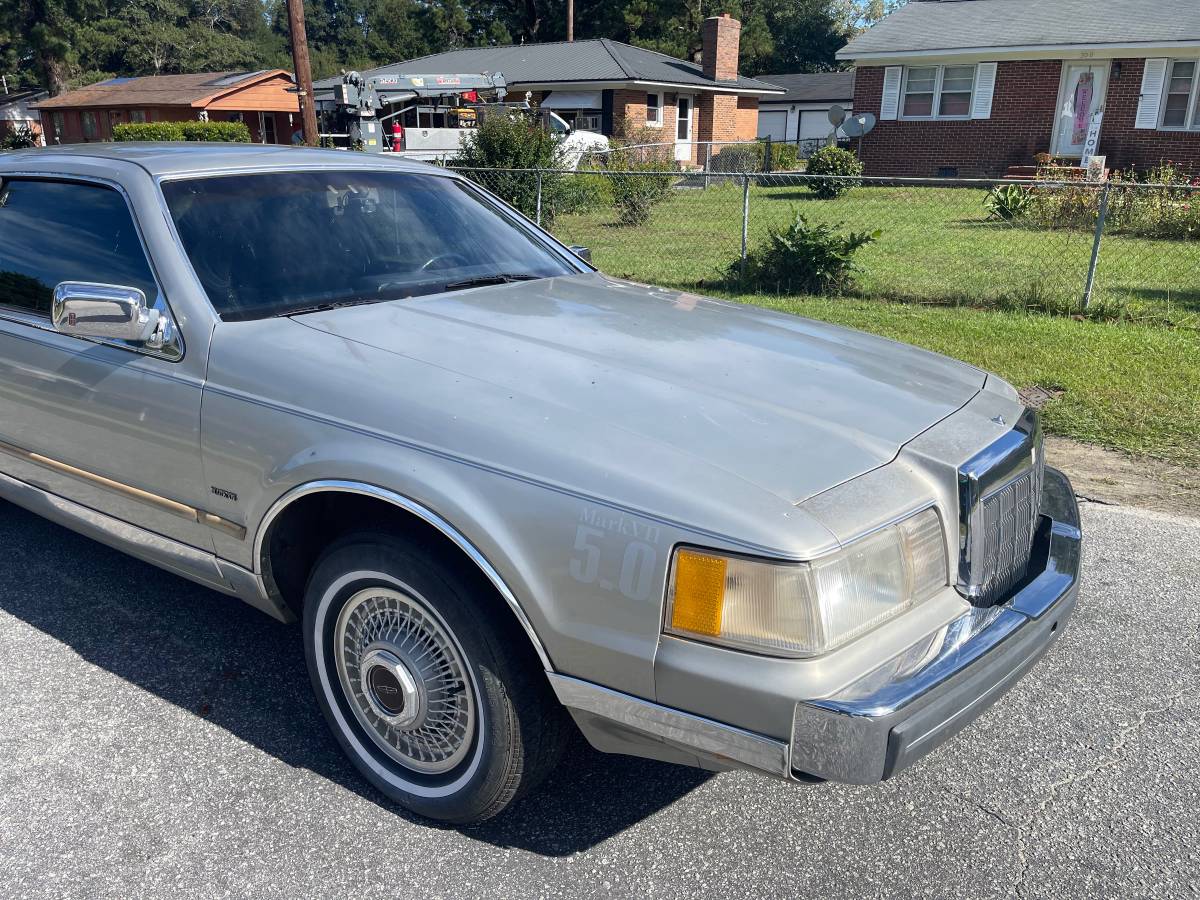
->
[0, 174, 214, 550]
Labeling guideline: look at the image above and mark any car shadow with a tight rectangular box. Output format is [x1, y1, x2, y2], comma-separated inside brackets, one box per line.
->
[0, 500, 711, 855]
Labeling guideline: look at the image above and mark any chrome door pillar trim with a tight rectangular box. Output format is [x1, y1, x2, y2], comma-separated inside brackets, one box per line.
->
[254, 479, 554, 671]
[0, 437, 245, 540]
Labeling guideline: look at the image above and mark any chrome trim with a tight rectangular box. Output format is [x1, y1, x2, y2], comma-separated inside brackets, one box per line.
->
[0, 465, 290, 621]
[956, 407, 1042, 601]
[791, 466, 1080, 784]
[548, 673, 790, 778]
[51, 281, 173, 351]
[253, 480, 554, 671]
[0, 171, 185, 361]
[0, 437, 246, 540]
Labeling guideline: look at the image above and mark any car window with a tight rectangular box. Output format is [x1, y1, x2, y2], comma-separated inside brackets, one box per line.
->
[0, 179, 159, 317]
[160, 170, 579, 321]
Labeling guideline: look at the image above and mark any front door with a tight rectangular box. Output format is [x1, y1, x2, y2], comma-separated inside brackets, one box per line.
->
[0, 177, 213, 550]
[1053, 64, 1108, 158]
[675, 96, 692, 162]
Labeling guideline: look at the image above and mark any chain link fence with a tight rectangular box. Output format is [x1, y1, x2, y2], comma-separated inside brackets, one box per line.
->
[450, 166, 1200, 326]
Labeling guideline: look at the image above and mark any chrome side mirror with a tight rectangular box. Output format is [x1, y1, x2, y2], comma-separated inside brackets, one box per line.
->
[568, 245, 592, 263]
[52, 282, 167, 349]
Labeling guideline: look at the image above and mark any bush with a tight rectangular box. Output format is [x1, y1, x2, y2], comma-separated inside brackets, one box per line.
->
[710, 143, 761, 173]
[805, 146, 862, 199]
[732, 210, 879, 295]
[180, 121, 251, 142]
[984, 184, 1034, 221]
[1, 125, 39, 150]
[112, 122, 186, 141]
[111, 121, 251, 142]
[761, 140, 800, 171]
[602, 122, 678, 226]
[558, 172, 614, 213]
[453, 112, 565, 224]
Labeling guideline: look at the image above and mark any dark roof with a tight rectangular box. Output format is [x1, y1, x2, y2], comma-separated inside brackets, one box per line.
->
[0, 90, 48, 107]
[314, 39, 783, 94]
[35, 70, 293, 109]
[754, 72, 854, 104]
[840, 0, 1200, 57]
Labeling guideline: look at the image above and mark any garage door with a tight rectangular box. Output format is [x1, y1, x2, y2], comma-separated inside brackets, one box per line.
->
[757, 109, 787, 141]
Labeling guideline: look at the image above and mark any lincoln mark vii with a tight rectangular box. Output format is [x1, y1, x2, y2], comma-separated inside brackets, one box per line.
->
[0, 145, 1081, 823]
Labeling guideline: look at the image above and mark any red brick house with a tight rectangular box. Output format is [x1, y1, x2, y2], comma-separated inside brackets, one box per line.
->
[838, 0, 1200, 177]
[35, 70, 302, 145]
[314, 15, 782, 164]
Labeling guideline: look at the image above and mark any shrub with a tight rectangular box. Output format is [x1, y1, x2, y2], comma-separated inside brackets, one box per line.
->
[558, 172, 614, 213]
[602, 121, 678, 226]
[710, 143, 761, 173]
[732, 210, 879, 295]
[453, 112, 565, 224]
[761, 140, 800, 171]
[1, 125, 39, 150]
[804, 146, 862, 199]
[984, 184, 1034, 221]
[180, 120, 251, 142]
[112, 122, 186, 142]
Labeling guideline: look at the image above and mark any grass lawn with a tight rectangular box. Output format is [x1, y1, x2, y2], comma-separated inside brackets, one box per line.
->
[552, 180, 1200, 327]
[546, 181, 1200, 466]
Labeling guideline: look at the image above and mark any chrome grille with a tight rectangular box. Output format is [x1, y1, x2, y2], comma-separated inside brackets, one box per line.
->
[957, 410, 1045, 606]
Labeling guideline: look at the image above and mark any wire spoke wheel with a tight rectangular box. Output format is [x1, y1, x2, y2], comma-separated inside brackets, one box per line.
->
[334, 587, 476, 775]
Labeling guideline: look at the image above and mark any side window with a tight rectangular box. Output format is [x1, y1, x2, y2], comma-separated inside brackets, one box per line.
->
[0, 179, 159, 317]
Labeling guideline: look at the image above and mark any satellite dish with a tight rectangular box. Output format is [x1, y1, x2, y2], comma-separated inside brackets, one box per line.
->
[827, 104, 847, 127]
[840, 112, 877, 138]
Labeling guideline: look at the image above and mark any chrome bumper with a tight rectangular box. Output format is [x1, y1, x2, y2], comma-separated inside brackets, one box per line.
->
[790, 465, 1081, 783]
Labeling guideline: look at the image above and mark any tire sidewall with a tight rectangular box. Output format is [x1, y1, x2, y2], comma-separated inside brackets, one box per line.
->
[303, 540, 519, 820]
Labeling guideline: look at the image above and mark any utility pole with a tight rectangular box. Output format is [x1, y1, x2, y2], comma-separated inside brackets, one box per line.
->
[567, 0, 574, 41]
[286, 0, 320, 145]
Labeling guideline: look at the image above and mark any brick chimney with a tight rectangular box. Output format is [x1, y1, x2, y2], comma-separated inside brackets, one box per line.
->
[701, 14, 741, 82]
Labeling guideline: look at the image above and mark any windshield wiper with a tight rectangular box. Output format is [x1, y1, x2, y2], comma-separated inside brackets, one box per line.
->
[442, 273, 542, 291]
[268, 297, 383, 318]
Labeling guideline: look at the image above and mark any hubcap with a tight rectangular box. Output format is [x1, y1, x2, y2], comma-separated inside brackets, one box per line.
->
[334, 587, 476, 774]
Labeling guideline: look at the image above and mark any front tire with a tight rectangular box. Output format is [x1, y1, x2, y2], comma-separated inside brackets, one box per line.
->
[303, 532, 568, 823]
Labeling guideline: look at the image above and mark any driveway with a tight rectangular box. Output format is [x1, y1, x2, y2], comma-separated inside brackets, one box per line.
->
[0, 499, 1196, 898]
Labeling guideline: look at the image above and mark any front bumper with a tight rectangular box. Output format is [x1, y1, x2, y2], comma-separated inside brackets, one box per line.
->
[551, 466, 1082, 783]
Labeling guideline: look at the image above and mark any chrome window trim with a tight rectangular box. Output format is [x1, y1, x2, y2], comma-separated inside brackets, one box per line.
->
[0, 171, 185, 361]
[253, 479, 554, 671]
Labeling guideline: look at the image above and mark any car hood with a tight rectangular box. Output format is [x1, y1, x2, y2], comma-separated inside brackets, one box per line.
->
[295, 274, 984, 504]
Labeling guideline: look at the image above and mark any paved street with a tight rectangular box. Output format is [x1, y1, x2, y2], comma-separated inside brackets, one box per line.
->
[0, 498, 1196, 899]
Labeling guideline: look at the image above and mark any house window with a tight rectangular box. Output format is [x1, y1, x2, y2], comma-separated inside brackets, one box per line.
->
[80, 111, 98, 140]
[646, 92, 662, 126]
[50, 111, 65, 143]
[902, 65, 975, 119]
[575, 112, 602, 132]
[1161, 59, 1200, 130]
[129, 110, 147, 123]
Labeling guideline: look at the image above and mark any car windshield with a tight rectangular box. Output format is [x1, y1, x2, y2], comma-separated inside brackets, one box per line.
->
[160, 170, 578, 321]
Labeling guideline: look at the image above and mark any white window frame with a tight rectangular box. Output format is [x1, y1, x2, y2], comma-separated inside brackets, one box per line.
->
[900, 64, 976, 120]
[645, 92, 662, 127]
[1158, 58, 1200, 131]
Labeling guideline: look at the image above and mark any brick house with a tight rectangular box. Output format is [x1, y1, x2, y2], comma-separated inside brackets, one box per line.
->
[314, 15, 782, 165]
[34, 70, 302, 145]
[838, 0, 1200, 177]
[0, 90, 48, 144]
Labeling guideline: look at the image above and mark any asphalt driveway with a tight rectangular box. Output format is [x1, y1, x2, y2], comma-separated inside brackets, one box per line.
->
[0, 499, 1196, 899]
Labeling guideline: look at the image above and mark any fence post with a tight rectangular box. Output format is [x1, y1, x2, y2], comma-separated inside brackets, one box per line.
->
[704, 143, 712, 190]
[740, 173, 751, 279]
[1082, 180, 1112, 309]
[535, 169, 544, 227]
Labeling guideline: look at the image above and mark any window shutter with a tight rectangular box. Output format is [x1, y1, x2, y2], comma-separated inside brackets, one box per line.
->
[971, 62, 997, 119]
[880, 66, 903, 120]
[1135, 58, 1168, 129]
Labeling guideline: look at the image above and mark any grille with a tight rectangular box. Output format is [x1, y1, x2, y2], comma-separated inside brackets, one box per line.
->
[958, 413, 1045, 607]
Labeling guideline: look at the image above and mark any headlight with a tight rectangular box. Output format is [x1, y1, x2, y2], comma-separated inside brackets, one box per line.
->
[664, 508, 947, 657]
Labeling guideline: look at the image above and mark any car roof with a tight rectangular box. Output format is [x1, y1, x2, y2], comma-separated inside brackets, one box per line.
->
[0, 142, 444, 177]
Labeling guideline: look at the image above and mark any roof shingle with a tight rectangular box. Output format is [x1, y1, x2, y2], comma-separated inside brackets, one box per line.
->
[35, 71, 291, 109]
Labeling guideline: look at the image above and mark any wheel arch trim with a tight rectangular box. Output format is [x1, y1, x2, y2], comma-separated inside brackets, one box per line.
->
[253, 479, 555, 671]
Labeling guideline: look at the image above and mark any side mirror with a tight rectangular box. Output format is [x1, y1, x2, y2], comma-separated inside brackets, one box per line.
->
[568, 245, 592, 263]
[52, 282, 167, 349]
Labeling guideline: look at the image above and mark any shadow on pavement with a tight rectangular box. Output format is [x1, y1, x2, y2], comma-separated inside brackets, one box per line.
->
[0, 501, 711, 855]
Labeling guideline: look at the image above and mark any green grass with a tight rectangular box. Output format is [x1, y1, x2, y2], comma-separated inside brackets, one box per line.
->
[546, 181, 1200, 466]
[552, 181, 1200, 327]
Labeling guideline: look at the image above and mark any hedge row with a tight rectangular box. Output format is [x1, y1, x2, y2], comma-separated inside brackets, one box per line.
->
[111, 121, 252, 142]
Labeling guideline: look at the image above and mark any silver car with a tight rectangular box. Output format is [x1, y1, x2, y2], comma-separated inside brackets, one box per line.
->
[0, 144, 1081, 823]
